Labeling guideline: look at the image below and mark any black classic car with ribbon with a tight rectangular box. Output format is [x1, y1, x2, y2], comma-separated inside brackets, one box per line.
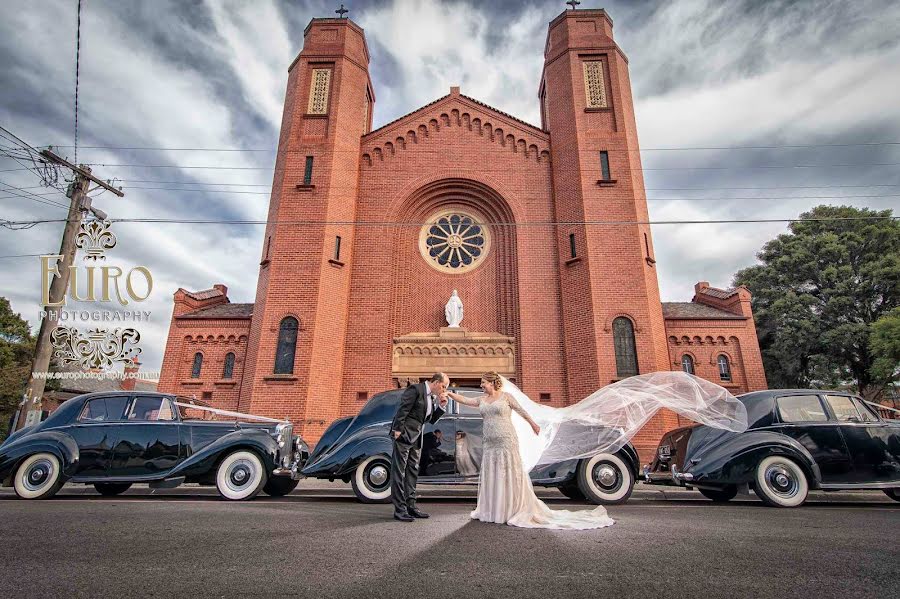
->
[301, 387, 642, 504]
[643, 389, 900, 507]
[0, 392, 309, 500]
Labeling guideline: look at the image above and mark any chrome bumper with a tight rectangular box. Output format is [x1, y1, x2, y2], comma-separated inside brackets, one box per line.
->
[272, 427, 309, 479]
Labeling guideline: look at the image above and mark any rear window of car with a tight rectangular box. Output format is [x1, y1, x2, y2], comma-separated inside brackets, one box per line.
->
[852, 398, 879, 422]
[825, 395, 877, 422]
[79, 396, 129, 422]
[128, 396, 176, 422]
[776, 395, 828, 423]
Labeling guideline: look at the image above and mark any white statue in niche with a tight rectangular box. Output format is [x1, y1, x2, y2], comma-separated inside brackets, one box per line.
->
[445, 289, 464, 328]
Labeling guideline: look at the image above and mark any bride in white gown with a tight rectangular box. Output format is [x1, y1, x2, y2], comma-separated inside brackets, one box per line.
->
[446, 372, 614, 530]
[444, 370, 749, 530]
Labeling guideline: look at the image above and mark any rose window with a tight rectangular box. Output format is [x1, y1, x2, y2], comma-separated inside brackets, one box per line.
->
[418, 211, 491, 273]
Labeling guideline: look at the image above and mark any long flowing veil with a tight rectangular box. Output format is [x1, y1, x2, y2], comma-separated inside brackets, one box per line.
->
[499, 372, 749, 473]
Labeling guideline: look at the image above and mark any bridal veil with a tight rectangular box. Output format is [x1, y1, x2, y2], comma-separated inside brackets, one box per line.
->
[499, 372, 749, 472]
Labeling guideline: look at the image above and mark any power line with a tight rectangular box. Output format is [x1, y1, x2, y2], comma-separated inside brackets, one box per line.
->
[80, 161, 900, 171]
[102, 180, 900, 190]
[0, 253, 51, 259]
[4, 186, 896, 204]
[110, 187, 900, 201]
[44, 140, 900, 152]
[0, 181, 70, 210]
[3, 215, 897, 228]
[74, 0, 83, 165]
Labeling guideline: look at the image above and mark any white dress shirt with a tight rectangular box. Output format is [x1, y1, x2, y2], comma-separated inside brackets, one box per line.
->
[423, 380, 433, 419]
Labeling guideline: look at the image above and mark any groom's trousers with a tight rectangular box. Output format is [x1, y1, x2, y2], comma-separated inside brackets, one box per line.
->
[391, 435, 421, 514]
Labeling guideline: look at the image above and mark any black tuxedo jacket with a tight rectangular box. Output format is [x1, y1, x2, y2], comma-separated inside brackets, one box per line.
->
[391, 382, 445, 444]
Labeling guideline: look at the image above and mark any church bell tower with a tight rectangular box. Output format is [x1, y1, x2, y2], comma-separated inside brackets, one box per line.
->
[239, 16, 374, 438]
[541, 9, 670, 400]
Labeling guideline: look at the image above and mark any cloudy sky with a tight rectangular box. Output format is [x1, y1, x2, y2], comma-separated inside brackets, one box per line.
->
[1, 0, 899, 375]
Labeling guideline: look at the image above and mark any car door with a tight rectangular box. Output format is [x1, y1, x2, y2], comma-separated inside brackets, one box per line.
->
[453, 398, 483, 480]
[420, 409, 456, 478]
[108, 395, 183, 478]
[774, 393, 855, 484]
[823, 395, 900, 484]
[67, 395, 131, 478]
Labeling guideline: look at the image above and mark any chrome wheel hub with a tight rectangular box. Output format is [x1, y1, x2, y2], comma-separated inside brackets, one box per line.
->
[592, 462, 622, 492]
[24, 459, 53, 491]
[368, 465, 388, 487]
[765, 464, 798, 497]
[227, 460, 255, 491]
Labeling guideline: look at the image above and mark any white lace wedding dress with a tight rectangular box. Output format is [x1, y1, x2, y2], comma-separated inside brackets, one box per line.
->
[471, 392, 614, 530]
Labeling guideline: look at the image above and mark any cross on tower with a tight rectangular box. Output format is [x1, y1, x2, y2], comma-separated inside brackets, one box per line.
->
[566, 0, 581, 10]
[335, 3, 349, 18]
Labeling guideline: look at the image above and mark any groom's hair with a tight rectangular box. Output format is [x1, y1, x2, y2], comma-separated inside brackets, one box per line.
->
[429, 372, 445, 383]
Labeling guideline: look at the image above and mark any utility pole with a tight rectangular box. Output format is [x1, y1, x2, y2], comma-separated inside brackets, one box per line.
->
[14, 149, 123, 431]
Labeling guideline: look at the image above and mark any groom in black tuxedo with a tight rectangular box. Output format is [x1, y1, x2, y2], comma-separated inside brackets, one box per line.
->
[390, 372, 448, 522]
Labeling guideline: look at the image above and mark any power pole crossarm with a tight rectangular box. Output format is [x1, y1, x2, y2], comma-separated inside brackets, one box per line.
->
[40, 149, 124, 197]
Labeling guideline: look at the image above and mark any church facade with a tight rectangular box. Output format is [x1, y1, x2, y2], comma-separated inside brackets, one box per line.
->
[158, 9, 767, 459]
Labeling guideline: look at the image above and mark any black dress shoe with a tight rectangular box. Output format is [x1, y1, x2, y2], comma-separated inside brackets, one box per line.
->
[393, 512, 414, 522]
[407, 507, 430, 519]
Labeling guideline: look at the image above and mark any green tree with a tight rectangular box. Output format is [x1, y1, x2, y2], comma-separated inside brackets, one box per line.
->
[0, 297, 35, 439]
[870, 307, 900, 388]
[734, 205, 899, 400]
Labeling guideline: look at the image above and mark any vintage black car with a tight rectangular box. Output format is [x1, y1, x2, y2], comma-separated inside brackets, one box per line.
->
[643, 389, 900, 507]
[0, 391, 309, 500]
[301, 387, 641, 504]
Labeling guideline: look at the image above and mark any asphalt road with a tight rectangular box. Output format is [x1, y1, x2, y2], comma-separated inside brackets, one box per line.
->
[0, 484, 897, 599]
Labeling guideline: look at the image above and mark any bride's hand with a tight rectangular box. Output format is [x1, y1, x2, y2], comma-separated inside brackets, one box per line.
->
[531, 422, 541, 436]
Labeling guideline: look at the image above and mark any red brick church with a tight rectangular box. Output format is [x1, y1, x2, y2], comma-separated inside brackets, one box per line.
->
[158, 9, 767, 458]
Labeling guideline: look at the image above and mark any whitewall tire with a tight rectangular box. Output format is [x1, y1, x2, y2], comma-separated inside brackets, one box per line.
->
[351, 456, 392, 504]
[14, 453, 65, 500]
[215, 450, 267, 501]
[753, 455, 809, 508]
[577, 453, 634, 504]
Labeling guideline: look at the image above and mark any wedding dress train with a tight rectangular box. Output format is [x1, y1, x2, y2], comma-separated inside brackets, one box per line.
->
[471, 393, 614, 530]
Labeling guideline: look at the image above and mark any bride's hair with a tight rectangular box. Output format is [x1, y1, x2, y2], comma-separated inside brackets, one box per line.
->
[481, 371, 503, 390]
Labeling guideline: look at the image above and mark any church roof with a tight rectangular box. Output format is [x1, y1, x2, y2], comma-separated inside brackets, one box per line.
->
[662, 302, 745, 320]
[364, 91, 546, 140]
[183, 287, 225, 301]
[178, 303, 254, 320]
[696, 286, 739, 300]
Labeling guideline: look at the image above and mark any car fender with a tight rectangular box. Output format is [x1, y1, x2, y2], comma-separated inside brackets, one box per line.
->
[302, 421, 392, 477]
[615, 442, 641, 479]
[0, 430, 80, 485]
[336, 436, 394, 476]
[687, 430, 821, 487]
[167, 429, 280, 480]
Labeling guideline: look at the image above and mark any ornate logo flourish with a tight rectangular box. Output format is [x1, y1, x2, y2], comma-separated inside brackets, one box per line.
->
[50, 326, 142, 370]
[75, 220, 117, 261]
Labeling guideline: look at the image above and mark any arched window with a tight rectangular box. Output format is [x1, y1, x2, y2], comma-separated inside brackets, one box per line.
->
[612, 317, 638, 378]
[190, 352, 203, 378]
[681, 354, 695, 375]
[223, 352, 235, 379]
[274, 317, 299, 375]
[718, 354, 732, 382]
